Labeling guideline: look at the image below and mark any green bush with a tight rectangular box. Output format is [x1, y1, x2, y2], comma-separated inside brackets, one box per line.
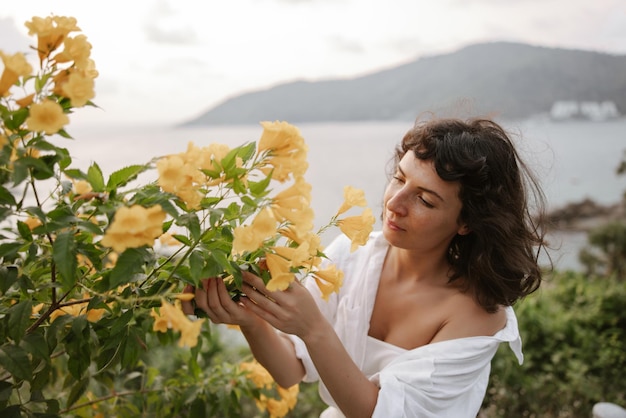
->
[481, 271, 626, 417]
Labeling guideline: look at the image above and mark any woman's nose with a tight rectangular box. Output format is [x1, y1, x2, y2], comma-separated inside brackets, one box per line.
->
[386, 189, 408, 217]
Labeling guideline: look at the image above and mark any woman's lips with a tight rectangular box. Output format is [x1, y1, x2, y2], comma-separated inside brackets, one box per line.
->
[385, 218, 404, 231]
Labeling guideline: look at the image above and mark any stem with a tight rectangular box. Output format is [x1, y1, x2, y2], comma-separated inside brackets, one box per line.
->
[58, 389, 161, 414]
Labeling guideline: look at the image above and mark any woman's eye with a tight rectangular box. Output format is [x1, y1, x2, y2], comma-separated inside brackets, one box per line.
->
[419, 197, 434, 208]
[392, 176, 404, 183]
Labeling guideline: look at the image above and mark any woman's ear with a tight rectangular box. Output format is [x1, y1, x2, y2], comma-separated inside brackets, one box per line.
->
[457, 224, 471, 236]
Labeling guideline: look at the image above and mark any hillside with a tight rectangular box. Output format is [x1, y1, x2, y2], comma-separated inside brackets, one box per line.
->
[181, 42, 626, 126]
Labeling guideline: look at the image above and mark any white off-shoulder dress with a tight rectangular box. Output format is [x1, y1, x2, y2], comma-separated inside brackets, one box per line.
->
[283, 232, 524, 418]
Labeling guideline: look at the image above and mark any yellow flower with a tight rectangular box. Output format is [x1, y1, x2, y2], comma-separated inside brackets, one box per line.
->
[15, 93, 35, 108]
[336, 186, 367, 216]
[272, 205, 315, 239]
[337, 208, 375, 252]
[151, 299, 204, 348]
[25, 99, 70, 135]
[53, 34, 92, 69]
[265, 253, 295, 291]
[276, 384, 299, 410]
[156, 153, 203, 209]
[23, 216, 42, 231]
[266, 398, 290, 418]
[25, 15, 81, 62]
[272, 176, 311, 211]
[231, 207, 277, 256]
[258, 121, 306, 155]
[159, 232, 181, 246]
[31, 303, 44, 317]
[61, 71, 95, 107]
[49, 298, 106, 323]
[240, 360, 274, 390]
[271, 242, 310, 268]
[258, 121, 308, 182]
[72, 180, 92, 195]
[104, 252, 118, 268]
[312, 264, 344, 300]
[100, 205, 166, 253]
[0, 51, 33, 96]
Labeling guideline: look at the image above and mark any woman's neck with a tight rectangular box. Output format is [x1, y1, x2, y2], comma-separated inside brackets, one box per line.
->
[384, 245, 452, 286]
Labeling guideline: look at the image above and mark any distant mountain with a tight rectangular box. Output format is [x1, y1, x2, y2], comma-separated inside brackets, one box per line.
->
[181, 42, 626, 126]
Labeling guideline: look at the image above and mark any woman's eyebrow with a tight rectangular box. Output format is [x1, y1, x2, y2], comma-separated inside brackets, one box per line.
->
[397, 165, 445, 202]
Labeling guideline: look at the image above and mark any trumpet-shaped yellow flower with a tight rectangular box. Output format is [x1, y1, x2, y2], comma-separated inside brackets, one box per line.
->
[25, 99, 70, 135]
[0, 51, 33, 96]
[265, 252, 295, 291]
[31, 303, 45, 317]
[100, 205, 166, 253]
[49, 298, 106, 323]
[231, 207, 277, 256]
[272, 176, 311, 211]
[72, 179, 92, 195]
[150, 299, 204, 348]
[271, 242, 310, 268]
[258, 121, 308, 182]
[336, 186, 367, 216]
[239, 360, 274, 390]
[156, 153, 204, 209]
[312, 264, 344, 300]
[258, 121, 306, 155]
[15, 93, 35, 108]
[61, 71, 95, 107]
[240, 359, 299, 418]
[23, 216, 42, 231]
[25, 15, 80, 62]
[337, 207, 376, 252]
[53, 34, 92, 69]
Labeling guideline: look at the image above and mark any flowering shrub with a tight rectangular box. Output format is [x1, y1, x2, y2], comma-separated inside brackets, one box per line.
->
[0, 15, 374, 417]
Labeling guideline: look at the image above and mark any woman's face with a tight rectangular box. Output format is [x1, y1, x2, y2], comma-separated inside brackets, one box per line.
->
[382, 151, 468, 253]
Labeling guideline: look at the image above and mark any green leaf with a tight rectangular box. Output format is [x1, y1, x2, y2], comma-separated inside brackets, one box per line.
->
[0, 242, 23, 259]
[121, 328, 143, 368]
[0, 185, 17, 206]
[178, 213, 201, 241]
[52, 230, 77, 290]
[109, 248, 149, 287]
[248, 175, 272, 197]
[0, 265, 18, 293]
[87, 162, 105, 192]
[63, 168, 88, 180]
[237, 141, 257, 163]
[189, 251, 204, 282]
[66, 378, 89, 409]
[0, 381, 12, 402]
[21, 332, 50, 362]
[106, 164, 148, 191]
[0, 344, 32, 381]
[16, 220, 33, 241]
[8, 300, 32, 343]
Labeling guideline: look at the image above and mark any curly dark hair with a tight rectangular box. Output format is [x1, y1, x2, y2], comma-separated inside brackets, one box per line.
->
[395, 117, 549, 312]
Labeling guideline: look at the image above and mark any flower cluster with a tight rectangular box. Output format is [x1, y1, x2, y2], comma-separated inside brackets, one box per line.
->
[239, 360, 299, 418]
[0, 15, 97, 136]
[150, 296, 204, 348]
[0, 13, 377, 417]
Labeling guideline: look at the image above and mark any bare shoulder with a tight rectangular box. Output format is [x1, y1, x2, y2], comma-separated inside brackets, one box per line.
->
[430, 293, 507, 344]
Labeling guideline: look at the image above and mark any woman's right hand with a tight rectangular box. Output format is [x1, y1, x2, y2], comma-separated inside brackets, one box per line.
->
[181, 277, 263, 328]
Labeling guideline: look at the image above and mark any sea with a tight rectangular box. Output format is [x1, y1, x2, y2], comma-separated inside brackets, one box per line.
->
[66, 118, 626, 273]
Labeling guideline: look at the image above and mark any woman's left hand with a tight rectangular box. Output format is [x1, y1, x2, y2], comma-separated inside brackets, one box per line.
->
[238, 271, 324, 340]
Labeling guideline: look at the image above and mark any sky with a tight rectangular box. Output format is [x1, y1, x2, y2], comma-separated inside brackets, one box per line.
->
[0, 0, 625, 127]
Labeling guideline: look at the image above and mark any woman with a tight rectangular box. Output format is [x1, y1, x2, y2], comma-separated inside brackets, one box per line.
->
[184, 117, 548, 417]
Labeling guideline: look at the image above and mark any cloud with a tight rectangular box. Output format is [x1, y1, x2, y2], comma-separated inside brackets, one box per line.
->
[142, 0, 198, 45]
[329, 36, 366, 54]
[0, 17, 31, 53]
